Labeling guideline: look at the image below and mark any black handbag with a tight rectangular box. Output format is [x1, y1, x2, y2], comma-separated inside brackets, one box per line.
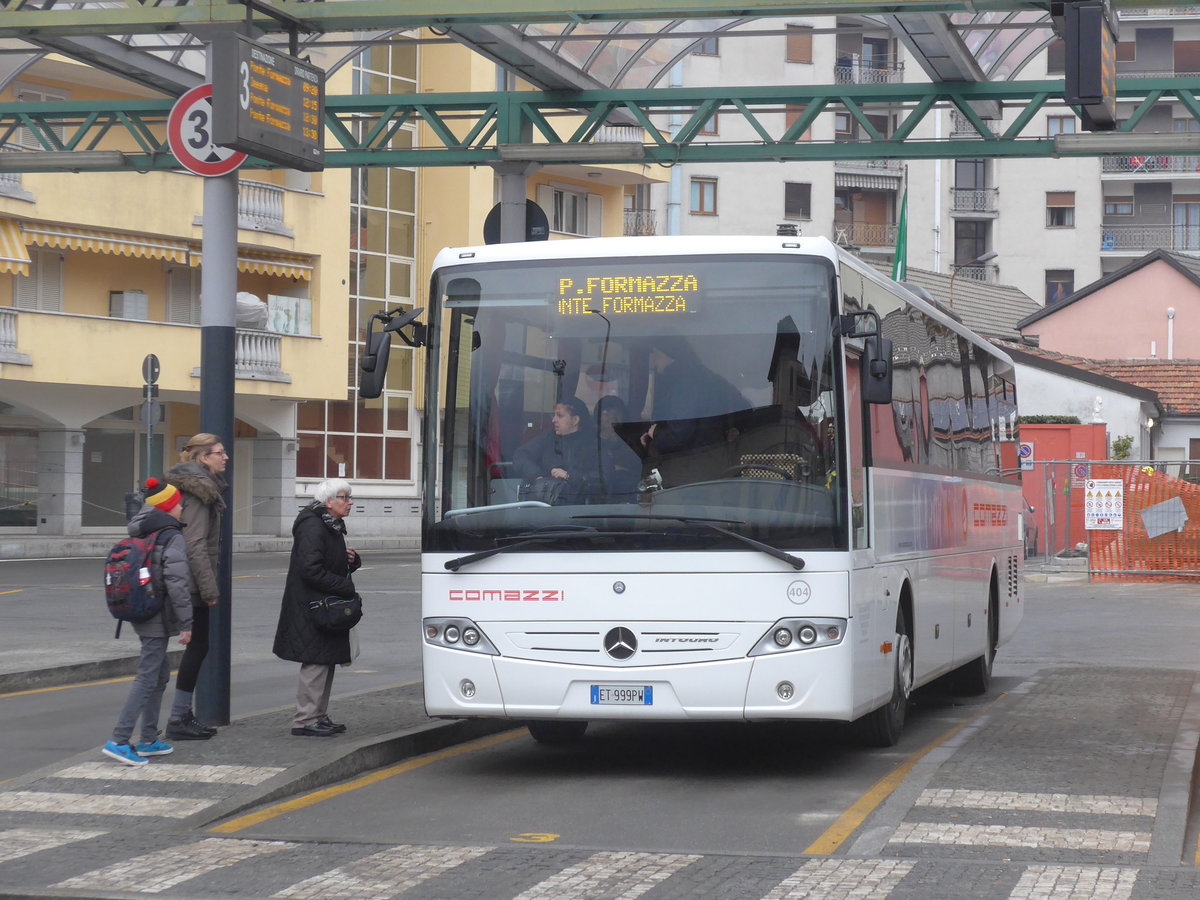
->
[307, 593, 363, 632]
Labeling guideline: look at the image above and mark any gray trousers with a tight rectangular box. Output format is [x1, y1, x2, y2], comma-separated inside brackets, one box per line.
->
[293, 663, 335, 728]
[112, 635, 170, 745]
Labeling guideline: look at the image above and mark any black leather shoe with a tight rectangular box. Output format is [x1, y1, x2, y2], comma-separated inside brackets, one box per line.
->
[291, 722, 339, 737]
[318, 715, 347, 734]
[166, 712, 216, 741]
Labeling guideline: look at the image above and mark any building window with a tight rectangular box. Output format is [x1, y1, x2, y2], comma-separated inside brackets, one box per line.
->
[698, 113, 718, 136]
[1047, 115, 1076, 136]
[955, 159, 987, 190]
[1046, 191, 1076, 228]
[165, 265, 200, 325]
[784, 182, 811, 219]
[691, 36, 719, 56]
[13, 249, 63, 312]
[536, 184, 602, 236]
[1045, 269, 1074, 304]
[834, 112, 853, 140]
[784, 106, 813, 141]
[690, 177, 718, 215]
[954, 220, 989, 266]
[1104, 198, 1134, 216]
[786, 25, 813, 63]
[299, 40, 418, 483]
[13, 84, 67, 149]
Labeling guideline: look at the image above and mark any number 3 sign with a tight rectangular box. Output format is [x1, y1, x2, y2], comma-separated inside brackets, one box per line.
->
[167, 83, 247, 177]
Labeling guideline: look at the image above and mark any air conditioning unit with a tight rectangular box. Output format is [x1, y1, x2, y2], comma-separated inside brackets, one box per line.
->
[109, 290, 149, 320]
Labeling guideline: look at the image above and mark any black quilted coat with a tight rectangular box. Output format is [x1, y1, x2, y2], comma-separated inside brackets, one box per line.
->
[272, 503, 361, 666]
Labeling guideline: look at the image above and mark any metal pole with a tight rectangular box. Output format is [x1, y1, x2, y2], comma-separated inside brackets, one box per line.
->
[195, 170, 237, 726]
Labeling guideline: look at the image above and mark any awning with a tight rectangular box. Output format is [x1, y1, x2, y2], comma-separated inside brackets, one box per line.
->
[0, 217, 30, 277]
[23, 223, 189, 263]
[834, 172, 902, 191]
[190, 249, 313, 281]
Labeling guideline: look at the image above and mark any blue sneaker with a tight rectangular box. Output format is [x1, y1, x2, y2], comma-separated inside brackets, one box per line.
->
[102, 741, 148, 767]
[134, 739, 174, 757]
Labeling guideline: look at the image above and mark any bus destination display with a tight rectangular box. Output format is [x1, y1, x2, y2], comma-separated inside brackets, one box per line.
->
[557, 273, 699, 316]
[212, 33, 325, 171]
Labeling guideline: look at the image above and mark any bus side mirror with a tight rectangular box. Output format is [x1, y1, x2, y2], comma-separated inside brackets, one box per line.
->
[861, 335, 893, 405]
[360, 330, 391, 399]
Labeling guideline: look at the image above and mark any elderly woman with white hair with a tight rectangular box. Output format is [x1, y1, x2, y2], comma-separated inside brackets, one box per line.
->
[272, 478, 361, 737]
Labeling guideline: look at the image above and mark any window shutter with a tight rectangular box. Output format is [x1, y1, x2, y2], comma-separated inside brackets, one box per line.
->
[587, 193, 603, 236]
[167, 266, 199, 324]
[535, 186, 555, 230]
[38, 252, 63, 312]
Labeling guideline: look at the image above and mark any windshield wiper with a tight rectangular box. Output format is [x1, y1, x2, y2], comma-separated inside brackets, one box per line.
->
[444, 527, 600, 571]
[575, 514, 806, 571]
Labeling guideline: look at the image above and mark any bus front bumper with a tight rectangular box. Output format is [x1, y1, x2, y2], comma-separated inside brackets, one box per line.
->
[422, 645, 855, 722]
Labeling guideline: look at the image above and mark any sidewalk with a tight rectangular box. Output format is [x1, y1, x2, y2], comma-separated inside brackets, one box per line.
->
[0, 532, 417, 561]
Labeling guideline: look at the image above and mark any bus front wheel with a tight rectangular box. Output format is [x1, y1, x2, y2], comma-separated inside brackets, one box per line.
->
[854, 608, 913, 747]
[527, 720, 588, 745]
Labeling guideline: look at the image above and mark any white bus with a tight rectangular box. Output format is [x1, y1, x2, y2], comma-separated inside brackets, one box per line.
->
[385, 235, 1024, 747]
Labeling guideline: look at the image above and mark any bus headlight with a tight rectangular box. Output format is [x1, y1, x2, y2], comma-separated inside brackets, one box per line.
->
[423, 617, 499, 655]
[749, 617, 847, 656]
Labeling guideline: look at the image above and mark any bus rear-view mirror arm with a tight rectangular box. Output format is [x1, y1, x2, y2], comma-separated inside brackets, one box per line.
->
[360, 307, 427, 399]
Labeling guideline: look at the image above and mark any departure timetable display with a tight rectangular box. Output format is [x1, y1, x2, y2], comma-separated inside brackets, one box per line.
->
[556, 274, 700, 316]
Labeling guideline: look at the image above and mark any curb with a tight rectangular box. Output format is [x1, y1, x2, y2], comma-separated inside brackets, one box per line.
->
[177, 717, 519, 833]
[0, 650, 185, 696]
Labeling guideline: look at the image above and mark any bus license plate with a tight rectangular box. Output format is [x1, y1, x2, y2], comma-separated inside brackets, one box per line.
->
[591, 684, 653, 705]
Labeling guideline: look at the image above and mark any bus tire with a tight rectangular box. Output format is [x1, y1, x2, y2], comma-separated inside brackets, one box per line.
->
[527, 720, 588, 745]
[952, 582, 998, 696]
[854, 607, 912, 748]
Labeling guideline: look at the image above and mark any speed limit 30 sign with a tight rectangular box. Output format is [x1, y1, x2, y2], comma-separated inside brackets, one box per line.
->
[167, 83, 248, 177]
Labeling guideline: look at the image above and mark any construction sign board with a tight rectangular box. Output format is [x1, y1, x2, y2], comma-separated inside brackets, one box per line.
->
[1085, 478, 1124, 530]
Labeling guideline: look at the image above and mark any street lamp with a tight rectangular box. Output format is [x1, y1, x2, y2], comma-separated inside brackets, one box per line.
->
[949, 250, 998, 308]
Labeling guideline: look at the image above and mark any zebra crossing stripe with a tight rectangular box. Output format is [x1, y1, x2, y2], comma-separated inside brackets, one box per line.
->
[273, 844, 493, 898]
[0, 790, 215, 818]
[512, 850, 702, 899]
[764, 859, 915, 900]
[916, 789, 1157, 817]
[0, 828, 106, 864]
[1009, 865, 1138, 899]
[53, 837, 295, 893]
[890, 822, 1151, 853]
[53, 762, 286, 785]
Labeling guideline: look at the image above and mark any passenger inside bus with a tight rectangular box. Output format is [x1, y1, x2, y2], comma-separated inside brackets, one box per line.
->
[639, 335, 747, 455]
[512, 396, 600, 505]
[593, 396, 642, 502]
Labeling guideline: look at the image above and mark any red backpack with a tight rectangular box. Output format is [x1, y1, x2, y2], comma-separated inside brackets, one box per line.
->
[103, 527, 177, 638]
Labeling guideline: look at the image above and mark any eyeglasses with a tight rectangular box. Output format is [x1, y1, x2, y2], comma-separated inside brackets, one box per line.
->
[206, 450, 229, 458]
[335, 493, 353, 501]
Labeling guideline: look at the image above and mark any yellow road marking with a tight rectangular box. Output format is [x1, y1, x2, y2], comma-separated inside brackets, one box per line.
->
[209, 729, 526, 834]
[511, 833, 560, 843]
[0, 670, 180, 700]
[0, 589, 22, 595]
[804, 694, 1005, 855]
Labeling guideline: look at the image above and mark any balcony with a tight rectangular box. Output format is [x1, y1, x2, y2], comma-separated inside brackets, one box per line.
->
[191, 329, 290, 383]
[1100, 223, 1200, 253]
[833, 60, 904, 85]
[237, 180, 292, 236]
[1100, 155, 1200, 176]
[1120, 6, 1200, 13]
[833, 221, 899, 248]
[950, 110, 997, 138]
[624, 208, 657, 236]
[0, 307, 32, 366]
[951, 263, 999, 284]
[951, 187, 999, 214]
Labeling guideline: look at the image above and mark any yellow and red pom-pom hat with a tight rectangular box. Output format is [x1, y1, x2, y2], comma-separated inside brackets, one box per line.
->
[145, 477, 181, 513]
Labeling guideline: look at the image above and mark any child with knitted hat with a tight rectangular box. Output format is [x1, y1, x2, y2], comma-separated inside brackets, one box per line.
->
[102, 478, 194, 767]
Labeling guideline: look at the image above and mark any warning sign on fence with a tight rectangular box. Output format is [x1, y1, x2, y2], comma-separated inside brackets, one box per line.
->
[1085, 478, 1124, 530]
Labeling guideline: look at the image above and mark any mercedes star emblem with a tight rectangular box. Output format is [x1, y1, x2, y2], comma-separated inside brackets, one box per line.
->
[604, 626, 637, 660]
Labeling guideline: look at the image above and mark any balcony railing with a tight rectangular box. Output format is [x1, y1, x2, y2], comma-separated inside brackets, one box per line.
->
[0, 307, 31, 365]
[1120, 6, 1200, 14]
[1101, 224, 1200, 252]
[834, 221, 899, 247]
[235, 328, 290, 382]
[1101, 155, 1200, 175]
[0, 170, 25, 197]
[950, 110, 997, 137]
[624, 208, 657, 236]
[238, 181, 290, 235]
[951, 187, 999, 212]
[833, 60, 904, 84]
[952, 263, 999, 283]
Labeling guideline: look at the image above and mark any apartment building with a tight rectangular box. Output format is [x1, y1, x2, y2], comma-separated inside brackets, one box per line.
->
[646, 9, 1200, 310]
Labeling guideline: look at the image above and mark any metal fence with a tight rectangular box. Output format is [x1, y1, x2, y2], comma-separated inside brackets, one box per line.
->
[1024, 460, 1200, 582]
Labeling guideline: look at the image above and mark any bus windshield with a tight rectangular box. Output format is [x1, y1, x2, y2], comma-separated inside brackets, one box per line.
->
[426, 252, 846, 554]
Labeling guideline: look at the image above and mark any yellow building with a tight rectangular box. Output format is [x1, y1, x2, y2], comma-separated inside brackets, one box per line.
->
[0, 34, 663, 540]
